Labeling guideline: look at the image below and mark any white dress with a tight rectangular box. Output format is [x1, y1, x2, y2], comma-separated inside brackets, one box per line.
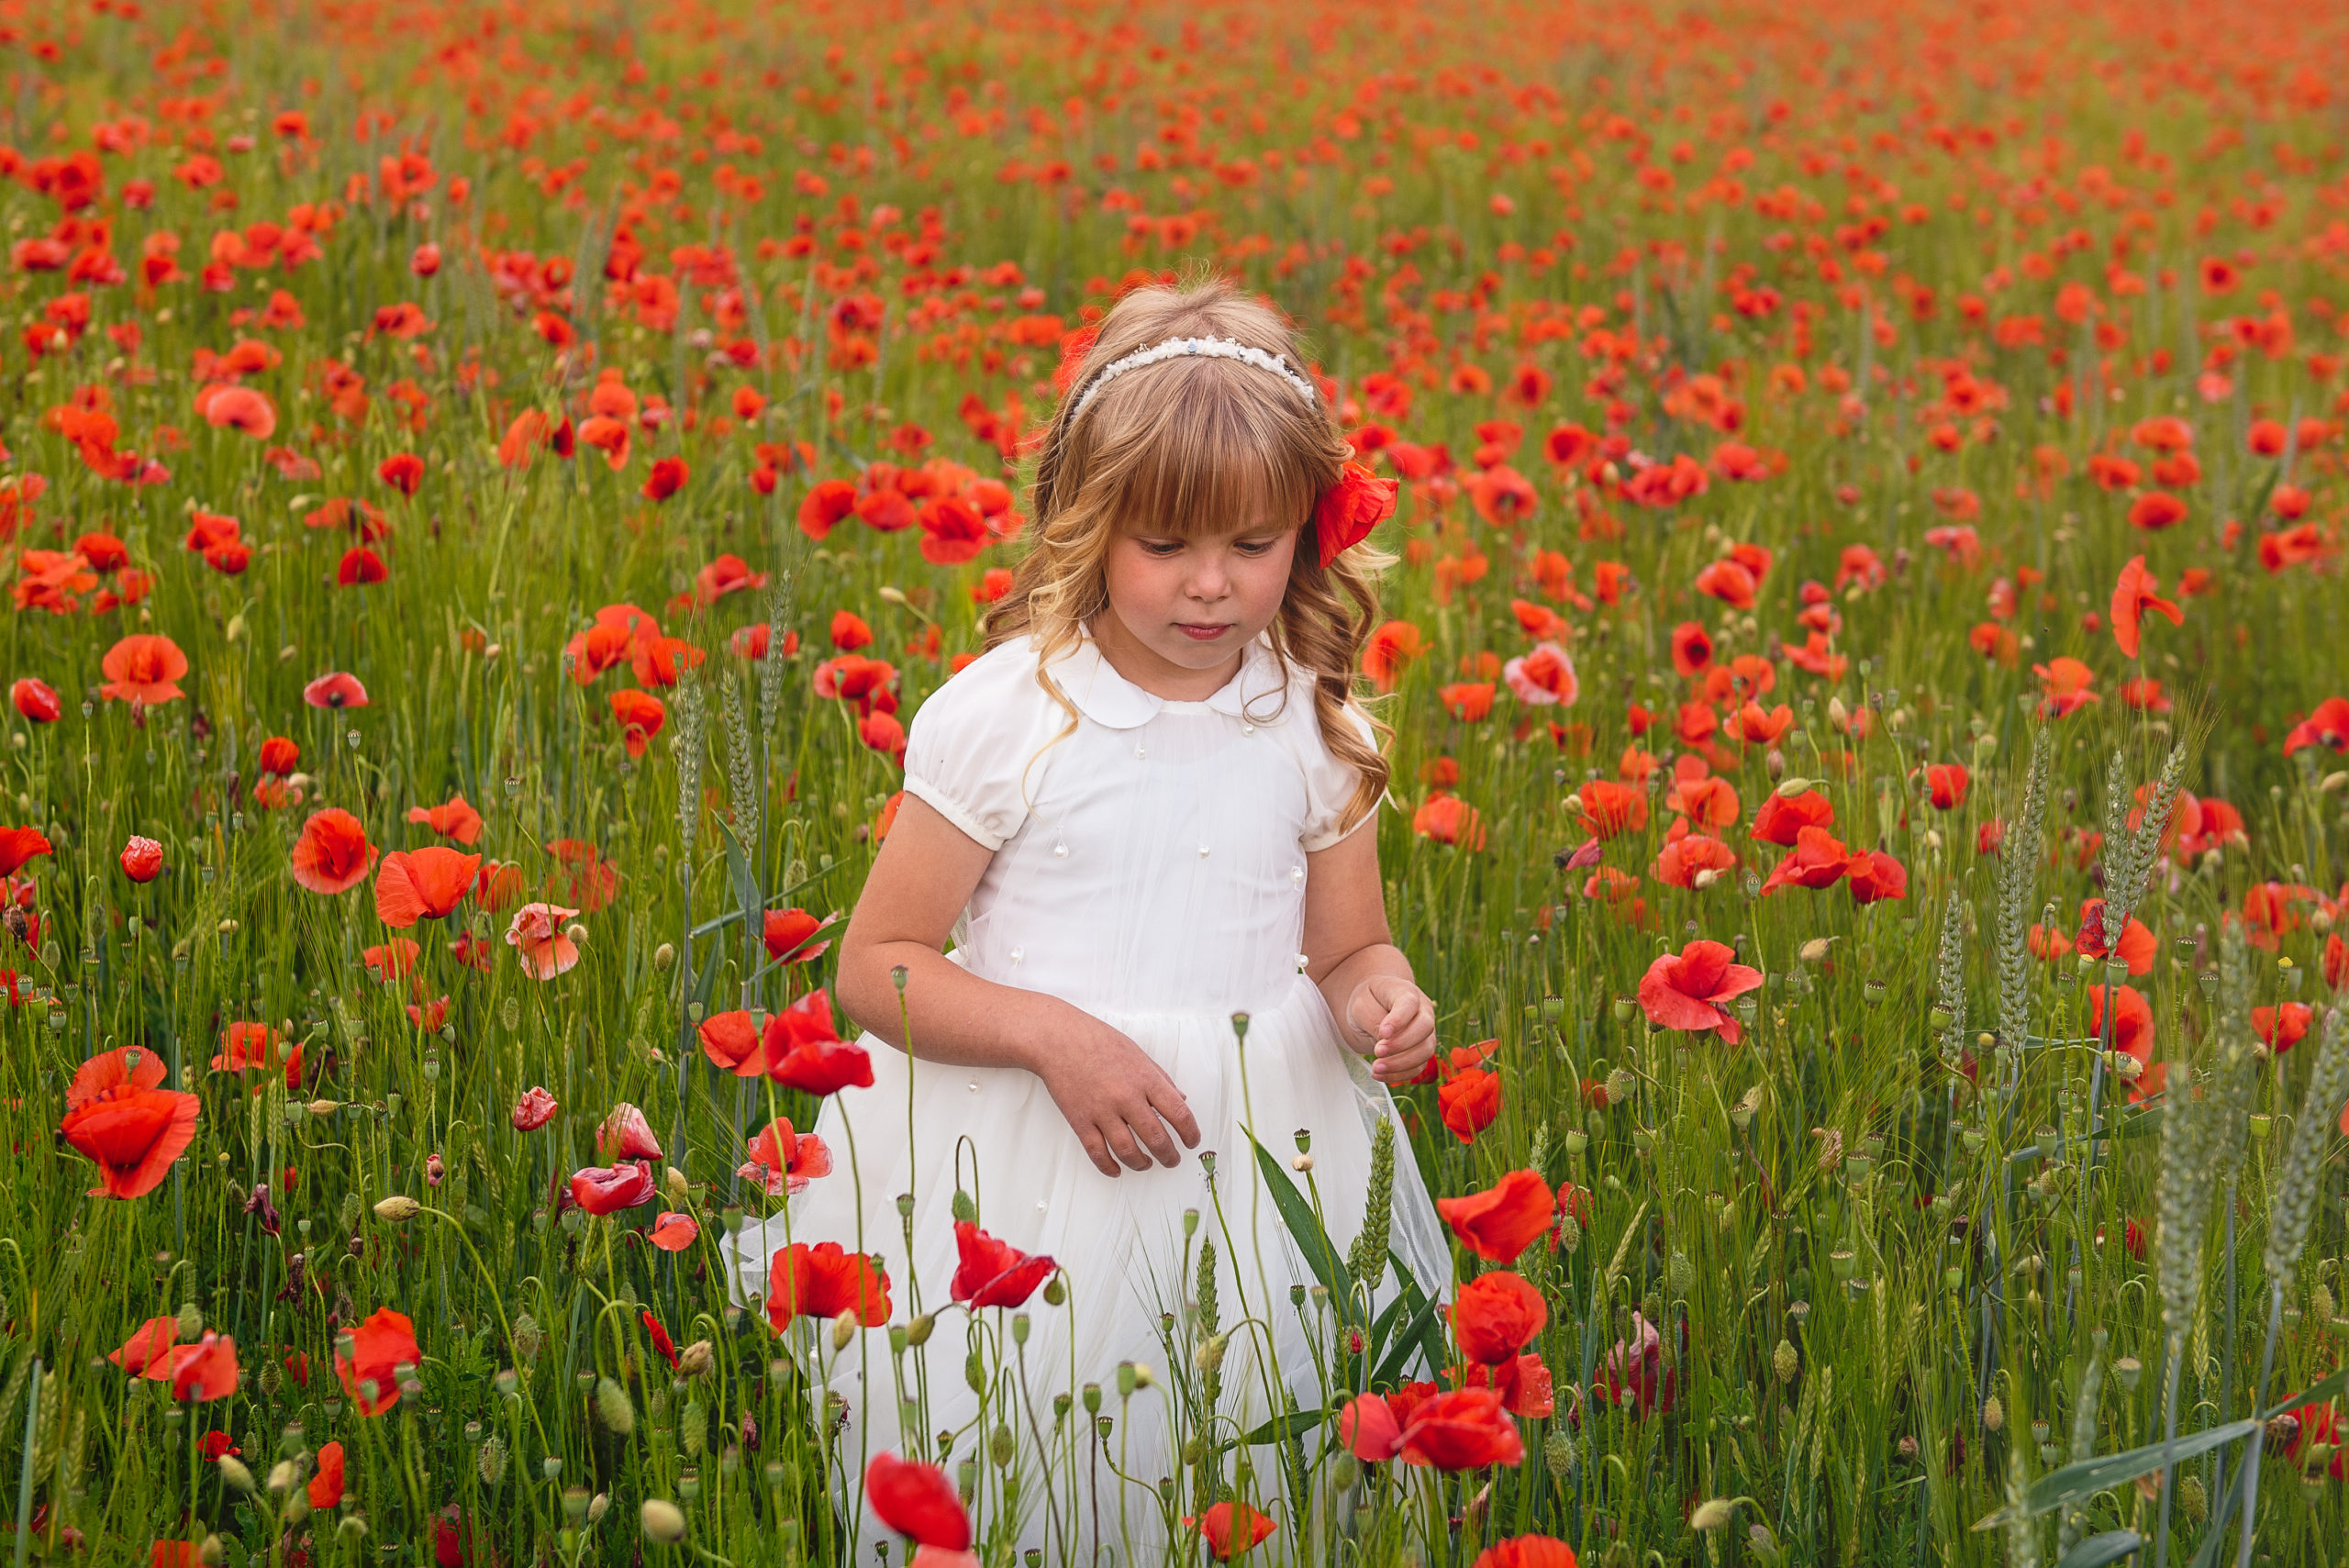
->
[722, 627, 1450, 1564]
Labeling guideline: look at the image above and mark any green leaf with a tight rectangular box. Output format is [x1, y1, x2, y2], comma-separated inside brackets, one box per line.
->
[2056, 1529, 2142, 1568]
[714, 815, 763, 933]
[1245, 1129, 1348, 1308]
[1372, 1254, 1447, 1387]
[1973, 1420, 2257, 1529]
[1238, 1407, 1327, 1447]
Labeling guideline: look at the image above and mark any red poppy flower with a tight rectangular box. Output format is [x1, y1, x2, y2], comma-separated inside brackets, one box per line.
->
[812, 654, 896, 704]
[1317, 462, 1398, 565]
[1575, 780, 1647, 840]
[738, 1116, 832, 1196]
[1469, 1534, 1582, 1568]
[2034, 657, 2099, 718]
[918, 495, 988, 564]
[374, 846, 481, 928]
[118, 835, 163, 883]
[506, 902, 581, 980]
[1184, 1501, 1278, 1562]
[1845, 849, 1908, 905]
[798, 479, 858, 540]
[2282, 696, 2349, 756]
[1751, 789, 1832, 845]
[610, 689, 666, 758]
[1339, 1392, 1406, 1461]
[698, 1010, 766, 1076]
[766, 1240, 891, 1329]
[511, 1085, 558, 1130]
[1413, 794, 1486, 850]
[638, 1309, 681, 1371]
[570, 1160, 657, 1216]
[10, 678, 60, 723]
[2073, 899, 2155, 974]
[2253, 1003, 2313, 1054]
[864, 1452, 970, 1551]
[1923, 763, 1969, 810]
[60, 1045, 200, 1199]
[1397, 1387, 1524, 1470]
[301, 671, 370, 709]
[2088, 984, 2162, 1102]
[376, 451, 424, 496]
[650, 1214, 698, 1253]
[306, 1441, 344, 1509]
[0, 827, 52, 877]
[337, 546, 387, 586]
[110, 1316, 181, 1374]
[2110, 555, 2183, 660]
[161, 1333, 239, 1402]
[950, 1221, 1056, 1308]
[1761, 825, 1851, 895]
[595, 1102, 663, 1162]
[334, 1307, 421, 1416]
[763, 907, 834, 964]
[1637, 939, 1764, 1046]
[291, 808, 376, 895]
[1452, 1270, 1547, 1364]
[405, 795, 483, 845]
[361, 940, 419, 983]
[1439, 1065, 1501, 1142]
[1435, 1169, 1554, 1263]
[641, 456, 687, 501]
[763, 990, 873, 1095]
[1592, 1311, 1676, 1419]
[99, 634, 188, 706]
[2125, 491, 2188, 531]
[201, 385, 277, 439]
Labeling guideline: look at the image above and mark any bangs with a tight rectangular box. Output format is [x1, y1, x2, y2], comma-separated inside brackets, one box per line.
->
[1085, 361, 1334, 541]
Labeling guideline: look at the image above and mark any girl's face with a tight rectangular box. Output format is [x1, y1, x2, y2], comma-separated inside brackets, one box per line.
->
[1097, 512, 1297, 694]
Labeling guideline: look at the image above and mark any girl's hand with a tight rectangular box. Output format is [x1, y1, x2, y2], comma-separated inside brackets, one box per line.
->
[1029, 1006, 1201, 1178]
[1348, 973, 1437, 1085]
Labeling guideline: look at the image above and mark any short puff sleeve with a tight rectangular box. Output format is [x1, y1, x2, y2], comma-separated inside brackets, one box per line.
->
[1298, 697, 1383, 853]
[900, 640, 1069, 852]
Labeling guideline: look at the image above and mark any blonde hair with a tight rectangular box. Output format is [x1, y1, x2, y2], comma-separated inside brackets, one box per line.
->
[984, 275, 1392, 831]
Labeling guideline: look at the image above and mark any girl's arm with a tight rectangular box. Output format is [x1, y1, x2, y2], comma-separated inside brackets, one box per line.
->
[1303, 820, 1439, 1085]
[834, 794, 1201, 1177]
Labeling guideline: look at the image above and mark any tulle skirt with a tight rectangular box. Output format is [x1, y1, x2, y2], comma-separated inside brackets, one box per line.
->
[720, 975, 1450, 1562]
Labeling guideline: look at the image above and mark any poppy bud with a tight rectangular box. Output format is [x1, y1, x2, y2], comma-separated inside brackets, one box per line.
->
[640, 1500, 686, 1544]
[1691, 1499, 1734, 1531]
[905, 1314, 934, 1348]
[373, 1195, 421, 1222]
[1774, 1339, 1798, 1384]
[217, 1456, 257, 1494]
[1981, 1395, 2003, 1431]
[653, 942, 675, 972]
[594, 1378, 635, 1435]
[679, 1340, 713, 1379]
[120, 835, 164, 882]
[830, 1315, 859, 1353]
[199, 1536, 226, 1567]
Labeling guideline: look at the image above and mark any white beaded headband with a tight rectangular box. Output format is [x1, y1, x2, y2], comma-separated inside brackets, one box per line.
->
[1067, 335, 1318, 424]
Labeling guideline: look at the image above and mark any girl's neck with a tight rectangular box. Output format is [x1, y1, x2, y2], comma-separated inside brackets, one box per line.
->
[1086, 612, 1245, 702]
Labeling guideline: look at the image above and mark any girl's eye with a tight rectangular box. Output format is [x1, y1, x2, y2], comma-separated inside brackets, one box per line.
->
[1140, 539, 1184, 557]
[1233, 538, 1275, 555]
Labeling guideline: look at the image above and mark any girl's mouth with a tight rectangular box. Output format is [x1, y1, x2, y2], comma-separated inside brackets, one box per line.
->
[1176, 623, 1230, 641]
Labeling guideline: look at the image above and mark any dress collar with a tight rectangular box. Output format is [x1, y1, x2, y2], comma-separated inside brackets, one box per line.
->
[1045, 627, 1296, 729]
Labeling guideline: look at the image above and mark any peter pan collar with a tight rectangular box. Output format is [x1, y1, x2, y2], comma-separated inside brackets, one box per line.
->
[1044, 627, 1297, 729]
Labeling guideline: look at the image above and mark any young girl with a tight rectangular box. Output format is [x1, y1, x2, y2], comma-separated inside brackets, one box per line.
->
[725, 278, 1450, 1561]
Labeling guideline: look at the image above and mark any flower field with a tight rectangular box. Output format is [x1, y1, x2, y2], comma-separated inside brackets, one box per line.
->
[4, 0, 2349, 1563]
